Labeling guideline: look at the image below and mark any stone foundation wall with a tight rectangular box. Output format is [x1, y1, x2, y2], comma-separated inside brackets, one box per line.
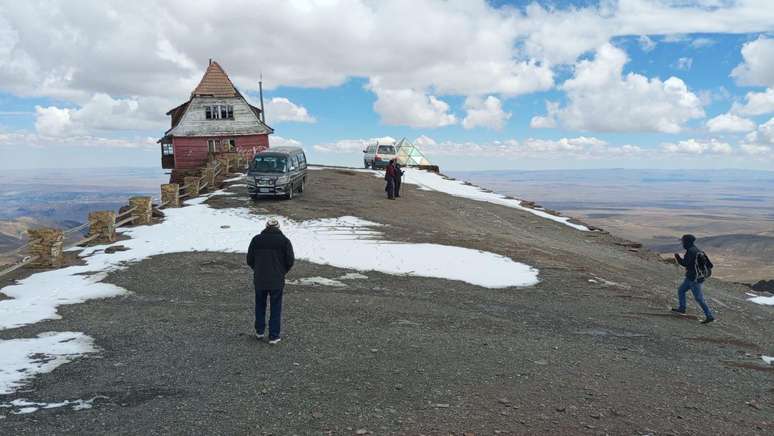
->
[129, 196, 153, 225]
[184, 176, 201, 198]
[27, 228, 64, 267]
[161, 184, 180, 208]
[88, 211, 117, 243]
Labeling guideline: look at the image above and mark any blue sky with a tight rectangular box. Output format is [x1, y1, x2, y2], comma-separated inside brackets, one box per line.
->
[0, 0, 773, 171]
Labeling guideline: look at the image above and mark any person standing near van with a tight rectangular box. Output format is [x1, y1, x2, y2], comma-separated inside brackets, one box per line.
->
[246, 218, 295, 344]
[394, 161, 404, 198]
[385, 159, 397, 200]
[672, 234, 715, 324]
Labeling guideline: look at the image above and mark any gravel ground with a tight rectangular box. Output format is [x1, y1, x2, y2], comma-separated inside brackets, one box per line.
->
[1, 168, 772, 435]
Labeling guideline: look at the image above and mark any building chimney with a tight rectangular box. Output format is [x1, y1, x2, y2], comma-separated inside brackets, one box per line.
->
[209, 58, 212, 65]
[258, 75, 265, 123]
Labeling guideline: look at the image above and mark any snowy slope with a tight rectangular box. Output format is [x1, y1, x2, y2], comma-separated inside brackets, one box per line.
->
[0, 189, 539, 397]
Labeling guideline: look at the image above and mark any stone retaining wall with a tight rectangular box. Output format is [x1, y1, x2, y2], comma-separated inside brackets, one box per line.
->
[27, 228, 64, 267]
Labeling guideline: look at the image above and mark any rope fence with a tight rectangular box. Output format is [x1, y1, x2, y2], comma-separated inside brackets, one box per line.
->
[0, 153, 246, 278]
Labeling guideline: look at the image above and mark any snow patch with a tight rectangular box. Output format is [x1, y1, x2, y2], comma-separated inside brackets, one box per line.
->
[227, 183, 248, 188]
[288, 277, 348, 287]
[339, 272, 368, 280]
[747, 294, 774, 306]
[1, 396, 105, 415]
[0, 194, 540, 393]
[0, 332, 96, 394]
[224, 174, 245, 182]
[395, 169, 590, 231]
[763, 356, 773, 365]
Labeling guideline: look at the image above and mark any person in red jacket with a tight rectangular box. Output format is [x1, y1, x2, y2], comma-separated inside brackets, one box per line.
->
[384, 159, 397, 200]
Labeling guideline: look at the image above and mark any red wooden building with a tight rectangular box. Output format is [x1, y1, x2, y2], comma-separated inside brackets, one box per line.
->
[159, 60, 273, 180]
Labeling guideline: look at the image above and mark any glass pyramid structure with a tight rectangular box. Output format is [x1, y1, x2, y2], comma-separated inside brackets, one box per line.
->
[394, 137, 432, 166]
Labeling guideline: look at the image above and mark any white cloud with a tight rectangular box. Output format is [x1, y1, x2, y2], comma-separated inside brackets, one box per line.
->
[661, 138, 733, 155]
[370, 85, 456, 128]
[270, 135, 303, 148]
[2, 1, 774, 103]
[690, 37, 716, 48]
[744, 117, 774, 144]
[406, 135, 644, 159]
[740, 142, 771, 155]
[638, 35, 656, 52]
[34, 94, 167, 138]
[462, 96, 511, 130]
[0, 131, 156, 149]
[529, 101, 559, 129]
[740, 118, 774, 155]
[758, 117, 774, 143]
[731, 88, 774, 116]
[731, 36, 774, 88]
[676, 57, 693, 71]
[706, 113, 755, 133]
[35, 106, 73, 137]
[264, 97, 315, 123]
[545, 43, 704, 133]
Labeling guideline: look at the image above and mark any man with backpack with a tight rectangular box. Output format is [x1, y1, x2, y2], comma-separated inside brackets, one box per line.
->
[246, 218, 295, 344]
[672, 234, 715, 324]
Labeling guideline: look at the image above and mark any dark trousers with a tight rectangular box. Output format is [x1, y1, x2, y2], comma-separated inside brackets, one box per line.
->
[395, 178, 401, 197]
[677, 278, 713, 318]
[385, 177, 395, 199]
[255, 287, 283, 339]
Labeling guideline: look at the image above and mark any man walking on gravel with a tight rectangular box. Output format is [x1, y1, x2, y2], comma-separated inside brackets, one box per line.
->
[246, 218, 295, 344]
[385, 159, 397, 200]
[672, 234, 715, 324]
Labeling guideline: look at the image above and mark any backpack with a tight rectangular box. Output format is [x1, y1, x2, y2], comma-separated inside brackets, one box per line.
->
[695, 251, 713, 280]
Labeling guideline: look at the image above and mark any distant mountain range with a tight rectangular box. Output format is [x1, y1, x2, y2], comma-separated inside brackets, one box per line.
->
[449, 168, 774, 285]
[0, 167, 167, 263]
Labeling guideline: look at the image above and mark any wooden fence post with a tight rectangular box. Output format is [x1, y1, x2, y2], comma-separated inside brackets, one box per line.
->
[202, 167, 215, 191]
[161, 183, 180, 207]
[184, 176, 200, 198]
[88, 211, 116, 243]
[129, 196, 152, 225]
[27, 228, 64, 267]
[216, 157, 230, 175]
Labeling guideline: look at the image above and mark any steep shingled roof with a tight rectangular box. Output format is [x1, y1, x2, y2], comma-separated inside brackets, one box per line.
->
[191, 61, 238, 97]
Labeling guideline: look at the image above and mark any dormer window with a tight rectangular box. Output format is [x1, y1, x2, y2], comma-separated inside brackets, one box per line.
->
[205, 105, 234, 120]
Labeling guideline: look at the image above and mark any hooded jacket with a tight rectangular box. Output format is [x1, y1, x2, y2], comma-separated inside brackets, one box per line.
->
[246, 227, 295, 289]
[676, 234, 701, 281]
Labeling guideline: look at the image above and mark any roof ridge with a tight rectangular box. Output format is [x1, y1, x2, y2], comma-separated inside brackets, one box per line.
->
[191, 60, 239, 98]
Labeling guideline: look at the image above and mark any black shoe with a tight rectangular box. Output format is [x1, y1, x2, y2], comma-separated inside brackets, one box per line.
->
[701, 317, 715, 324]
[671, 308, 686, 314]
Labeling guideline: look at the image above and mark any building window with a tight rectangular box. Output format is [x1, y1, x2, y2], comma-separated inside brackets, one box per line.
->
[207, 139, 216, 153]
[162, 143, 174, 156]
[205, 105, 234, 120]
[226, 139, 236, 151]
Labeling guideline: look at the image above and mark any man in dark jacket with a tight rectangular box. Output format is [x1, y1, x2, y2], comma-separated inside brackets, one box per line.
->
[384, 159, 397, 200]
[672, 234, 714, 324]
[246, 218, 295, 344]
[394, 162, 404, 198]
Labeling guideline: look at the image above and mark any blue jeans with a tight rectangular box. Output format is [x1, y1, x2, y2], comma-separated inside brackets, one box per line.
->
[255, 287, 283, 340]
[677, 278, 713, 318]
